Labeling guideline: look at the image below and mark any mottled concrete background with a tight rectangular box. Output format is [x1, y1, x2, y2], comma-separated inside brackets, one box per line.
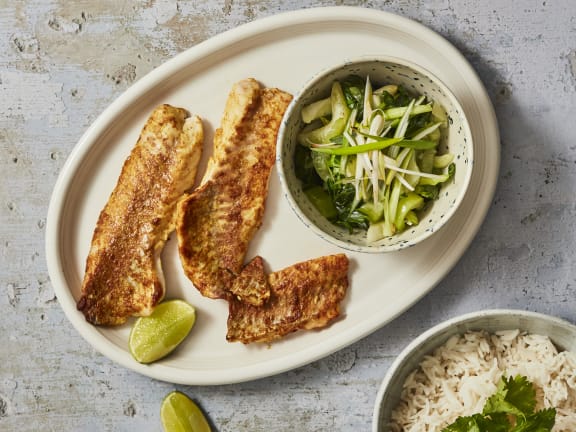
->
[1, 0, 575, 431]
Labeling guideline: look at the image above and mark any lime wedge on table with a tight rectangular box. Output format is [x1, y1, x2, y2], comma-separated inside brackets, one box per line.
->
[129, 299, 196, 364]
[161, 391, 211, 432]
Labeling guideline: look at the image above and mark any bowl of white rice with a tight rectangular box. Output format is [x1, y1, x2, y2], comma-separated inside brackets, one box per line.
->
[372, 309, 576, 431]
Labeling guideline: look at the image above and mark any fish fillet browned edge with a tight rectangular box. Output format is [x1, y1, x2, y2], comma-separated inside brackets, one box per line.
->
[176, 78, 292, 302]
[226, 253, 349, 344]
[77, 104, 204, 326]
[230, 256, 270, 306]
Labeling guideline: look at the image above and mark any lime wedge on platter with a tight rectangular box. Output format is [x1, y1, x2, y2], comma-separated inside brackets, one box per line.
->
[129, 299, 196, 364]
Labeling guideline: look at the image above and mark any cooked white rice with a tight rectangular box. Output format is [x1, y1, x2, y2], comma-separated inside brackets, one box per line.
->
[389, 330, 576, 431]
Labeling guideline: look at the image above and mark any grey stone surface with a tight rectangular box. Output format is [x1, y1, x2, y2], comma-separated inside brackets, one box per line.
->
[1, 0, 575, 430]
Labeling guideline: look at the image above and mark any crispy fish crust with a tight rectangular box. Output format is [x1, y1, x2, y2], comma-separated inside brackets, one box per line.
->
[230, 256, 270, 306]
[77, 105, 203, 326]
[176, 78, 292, 300]
[226, 254, 349, 344]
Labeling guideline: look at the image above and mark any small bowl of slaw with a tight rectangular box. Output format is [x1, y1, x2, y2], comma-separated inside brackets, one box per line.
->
[276, 57, 473, 253]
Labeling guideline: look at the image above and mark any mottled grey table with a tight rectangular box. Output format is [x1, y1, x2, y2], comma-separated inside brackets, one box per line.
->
[2, 1, 575, 431]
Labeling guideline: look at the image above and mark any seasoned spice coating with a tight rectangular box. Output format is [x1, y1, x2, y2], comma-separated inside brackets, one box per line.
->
[77, 105, 203, 325]
[229, 255, 270, 306]
[176, 78, 292, 300]
[226, 254, 349, 344]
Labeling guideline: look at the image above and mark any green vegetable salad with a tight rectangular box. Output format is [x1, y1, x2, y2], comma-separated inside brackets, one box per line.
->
[294, 75, 455, 242]
[442, 375, 556, 431]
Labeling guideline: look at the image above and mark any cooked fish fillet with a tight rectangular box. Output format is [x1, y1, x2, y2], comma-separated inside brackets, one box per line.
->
[226, 254, 349, 344]
[176, 78, 292, 300]
[229, 255, 270, 306]
[77, 104, 204, 326]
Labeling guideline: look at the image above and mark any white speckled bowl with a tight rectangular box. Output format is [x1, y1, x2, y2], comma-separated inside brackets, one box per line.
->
[276, 57, 473, 253]
[372, 309, 576, 431]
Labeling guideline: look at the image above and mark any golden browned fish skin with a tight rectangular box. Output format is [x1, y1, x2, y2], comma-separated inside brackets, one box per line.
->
[176, 79, 292, 300]
[229, 255, 270, 306]
[77, 104, 204, 326]
[226, 254, 349, 344]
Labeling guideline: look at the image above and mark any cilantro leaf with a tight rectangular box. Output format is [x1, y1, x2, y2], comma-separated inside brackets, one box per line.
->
[442, 413, 509, 432]
[503, 375, 537, 415]
[511, 408, 556, 432]
[442, 415, 483, 432]
[483, 375, 536, 417]
[441, 376, 556, 432]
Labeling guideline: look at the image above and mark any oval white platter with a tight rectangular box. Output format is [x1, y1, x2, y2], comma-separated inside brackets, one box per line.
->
[46, 6, 499, 385]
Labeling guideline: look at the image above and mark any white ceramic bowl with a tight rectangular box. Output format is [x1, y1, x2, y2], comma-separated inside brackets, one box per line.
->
[276, 57, 473, 253]
[372, 309, 576, 431]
